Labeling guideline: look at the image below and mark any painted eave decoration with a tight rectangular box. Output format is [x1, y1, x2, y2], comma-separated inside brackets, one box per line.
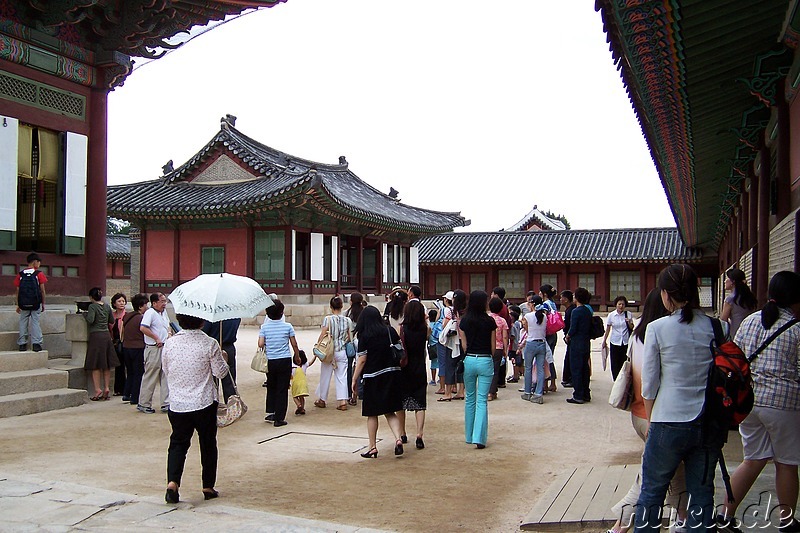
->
[415, 227, 703, 265]
[107, 116, 469, 234]
[595, 0, 793, 252]
[1, 1, 284, 58]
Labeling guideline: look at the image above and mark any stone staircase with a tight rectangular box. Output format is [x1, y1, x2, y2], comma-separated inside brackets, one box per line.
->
[0, 331, 86, 418]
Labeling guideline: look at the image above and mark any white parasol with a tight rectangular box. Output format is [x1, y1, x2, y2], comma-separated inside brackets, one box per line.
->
[168, 273, 274, 322]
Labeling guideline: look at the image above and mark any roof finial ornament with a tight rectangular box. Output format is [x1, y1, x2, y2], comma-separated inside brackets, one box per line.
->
[389, 187, 399, 199]
[162, 160, 174, 175]
[338, 155, 348, 166]
[221, 114, 237, 128]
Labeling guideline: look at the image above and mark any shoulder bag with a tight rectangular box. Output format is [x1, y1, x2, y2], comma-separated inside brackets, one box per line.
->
[217, 377, 248, 427]
[545, 310, 565, 336]
[250, 347, 268, 373]
[608, 358, 632, 410]
[389, 327, 406, 367]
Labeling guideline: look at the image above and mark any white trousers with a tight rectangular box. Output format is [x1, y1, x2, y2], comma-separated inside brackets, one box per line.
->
[315, 349, 349, 401]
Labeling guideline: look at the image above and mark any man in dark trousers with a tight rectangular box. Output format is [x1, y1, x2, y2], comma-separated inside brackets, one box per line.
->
[202, 318, 241, 402]
[560, 290, 576, 387]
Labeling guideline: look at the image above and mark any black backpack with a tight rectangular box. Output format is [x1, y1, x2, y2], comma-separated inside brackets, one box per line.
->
[589, 315, 605, 339]
[17, 269, 42, 311]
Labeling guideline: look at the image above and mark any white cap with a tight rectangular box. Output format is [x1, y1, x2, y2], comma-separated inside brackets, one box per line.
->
[442, 290, 454, 301]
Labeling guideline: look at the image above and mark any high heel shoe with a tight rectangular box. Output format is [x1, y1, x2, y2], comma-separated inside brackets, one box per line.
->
[360, 447, 378, 458]
[203, 488, 219, 500]
[394, 440, 404, 456]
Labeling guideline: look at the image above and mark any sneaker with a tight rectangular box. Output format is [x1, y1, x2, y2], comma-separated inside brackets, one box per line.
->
[160, 405, 169, 413]
[137, 405, 156, 414]
[429, 380, 436, 385]
[715, 515, 743, 533]
[265, 414, 275, 421]
[18, 344, 26, 352]
[520, 393, 531, 401]
[780, 518, 800, 532]
[672, 518, 688, 533]
[32, 344, 42, 352]
[507, 377, 519, 383]
[121, 396, 130, 402]
[530, 394, 544, 404]
[518, 388, 525, 393]
[273, 420, 288, 427]
[561, 381, 573, 388]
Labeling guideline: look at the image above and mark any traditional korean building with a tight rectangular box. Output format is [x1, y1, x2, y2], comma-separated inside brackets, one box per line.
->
[106, 117, 468, 298]
[0, 0, 282, 297]
[596, 1, 800, 306]
[416, 227, 715, 309]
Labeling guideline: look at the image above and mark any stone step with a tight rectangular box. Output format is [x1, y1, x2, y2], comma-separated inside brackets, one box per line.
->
[0, 350, 49, 372]
[0, 331, 18, 351]
[0, 388, 86, 418]
[0, 368, 69, 396]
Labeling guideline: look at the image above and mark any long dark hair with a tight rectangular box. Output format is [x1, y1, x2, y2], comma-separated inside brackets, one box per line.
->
[460, 290, 493, 331]
[346, 292, 366, 323]
[657, 264, 700, 324]
[389, 290, 407, 320]
[452, 289, 467, 318]
[726, 268, 757, 311]
[761, 271, 800, 329]
[530, 294, 545, 325]
[354, 305, 390, 344]
[402, 300, 427, 332]
[633, 288, 670, 343]
[539, 284, 556, 301]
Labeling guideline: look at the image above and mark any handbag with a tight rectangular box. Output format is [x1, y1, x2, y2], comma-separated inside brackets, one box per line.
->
[389, 328, 407, 367]
[545, 311, 565, 336]
[313, 329, 335, 364]
[217, 378, 248, 427]
[601, 344, 609, 371]
[608, 358, 633, 410]
[345, 340, 356, 358]
[250, 347, 268, 373]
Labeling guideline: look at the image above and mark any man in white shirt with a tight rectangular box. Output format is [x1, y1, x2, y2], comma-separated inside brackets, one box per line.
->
[138, 292, 171, 414]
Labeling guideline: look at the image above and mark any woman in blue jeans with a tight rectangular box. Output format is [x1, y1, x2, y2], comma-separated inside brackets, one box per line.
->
[635, 264, 718, 531]
[522, 296, 548, 404]
[457, 290, 496, 449]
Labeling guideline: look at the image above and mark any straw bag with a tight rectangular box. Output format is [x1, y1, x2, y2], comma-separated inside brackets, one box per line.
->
[250, 347, 268, 373]
[314, 330, 335, 364]
[217, 378, 248, 427]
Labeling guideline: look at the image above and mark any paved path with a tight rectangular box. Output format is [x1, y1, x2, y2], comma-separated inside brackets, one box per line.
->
[0, 473, 388, 532]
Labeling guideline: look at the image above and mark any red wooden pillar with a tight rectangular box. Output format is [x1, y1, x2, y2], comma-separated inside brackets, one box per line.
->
[357, 235, 363, 292]
[86, 87, 108, 293]
[740, 190, 749, 251]
[756, 146, 770, 306]
[777, 81, 791, 219]
[748, 173, 759, 251]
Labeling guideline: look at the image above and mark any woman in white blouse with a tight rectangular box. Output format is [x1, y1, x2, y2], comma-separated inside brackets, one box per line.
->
[601, 295, 635, 381]
[634, 264, 718, 532]
[161, 313, 229, 504]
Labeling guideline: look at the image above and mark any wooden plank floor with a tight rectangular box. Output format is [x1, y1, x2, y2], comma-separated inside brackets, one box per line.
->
[522, 463, 782, 532]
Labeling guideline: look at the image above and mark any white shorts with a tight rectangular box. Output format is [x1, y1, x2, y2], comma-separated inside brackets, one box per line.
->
[739, 406, 800, 465]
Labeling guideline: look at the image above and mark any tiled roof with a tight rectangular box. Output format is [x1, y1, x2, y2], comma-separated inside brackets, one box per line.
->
[505, 205, 566, 231]
[107, 120, 468, 234]
[415, 228, 703, 265]
[106, 234, 130, 261]
[596, 0, 789, 250]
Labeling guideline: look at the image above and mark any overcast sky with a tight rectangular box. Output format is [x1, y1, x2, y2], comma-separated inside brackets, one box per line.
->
[107, 0, 675, 233]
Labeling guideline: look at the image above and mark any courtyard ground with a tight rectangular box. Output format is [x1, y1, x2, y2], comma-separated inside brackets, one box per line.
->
[0, 326, 744, 532]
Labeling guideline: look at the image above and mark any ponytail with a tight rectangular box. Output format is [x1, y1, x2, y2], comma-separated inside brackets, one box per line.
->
[761, 271, 800, 329]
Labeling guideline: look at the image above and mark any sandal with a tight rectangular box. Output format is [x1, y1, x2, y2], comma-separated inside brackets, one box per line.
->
[90, 395, 102, 401]
[437, 397, 452, 402]
[336, 404, 347, 411]
[102, 390, 110, 400]
[348, 398, 357, 406]
[453, 396, 465, 400]
[314, 400, 326, 408]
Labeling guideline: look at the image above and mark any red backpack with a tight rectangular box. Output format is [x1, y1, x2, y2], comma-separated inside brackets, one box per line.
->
[705, 317, 798, 503]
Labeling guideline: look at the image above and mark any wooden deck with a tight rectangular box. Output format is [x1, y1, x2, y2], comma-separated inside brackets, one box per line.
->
[522, 463, 782, 532]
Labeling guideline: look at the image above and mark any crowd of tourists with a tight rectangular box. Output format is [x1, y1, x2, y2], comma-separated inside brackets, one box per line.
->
[20, 259, 798, 528]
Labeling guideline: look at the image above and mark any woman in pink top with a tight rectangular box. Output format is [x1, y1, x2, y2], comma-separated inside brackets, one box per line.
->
[607, 289, 686, 533]
[488, 297, 509, 401]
